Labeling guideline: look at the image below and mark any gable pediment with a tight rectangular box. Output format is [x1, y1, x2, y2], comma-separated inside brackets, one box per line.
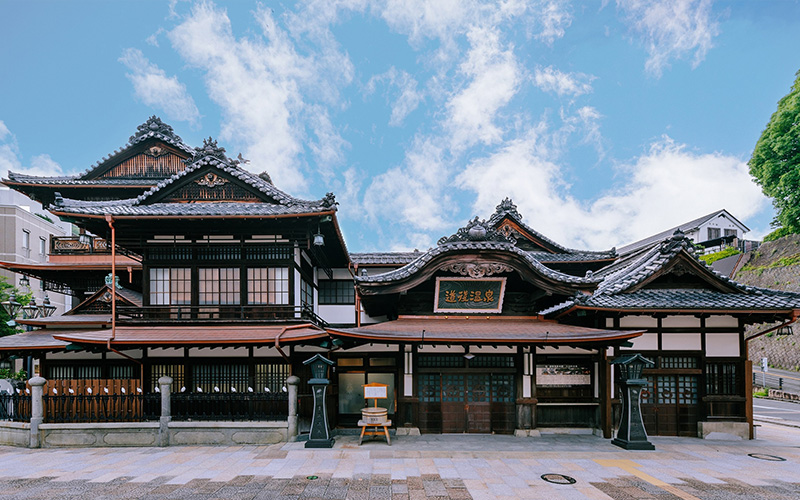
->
[142, 165, 271, 204]
[632, 253, 740, 294]
[84, 140, 189, 181]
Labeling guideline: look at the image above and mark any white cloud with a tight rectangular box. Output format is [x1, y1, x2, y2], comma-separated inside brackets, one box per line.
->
[447, 26, 521, 150]
[363, 137, 454, 232]
[119, 48, 201, 126]
[533, 66, 594, 97]
[534, 0, 573, 44]
[168, 2, 354, 193]
[366, 67, 423, 126]
[0, 123, 63, 177]
[459, 134, 767, 250]
[616, 0, 719, 77]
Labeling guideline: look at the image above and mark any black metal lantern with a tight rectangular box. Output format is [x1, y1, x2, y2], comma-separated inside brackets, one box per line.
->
[304, 353, 334, 381]
[21, 297, 40, 320]
[610, 353, 655, 450]
[38, 293, 57, 318]
[1, 290, 22, 325]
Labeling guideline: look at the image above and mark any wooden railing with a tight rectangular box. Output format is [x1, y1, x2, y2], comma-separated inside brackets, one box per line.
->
[51, 235, 110, 255]
[116, 304, 328, 327]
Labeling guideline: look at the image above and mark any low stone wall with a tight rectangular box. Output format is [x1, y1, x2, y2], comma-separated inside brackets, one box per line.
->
[697, 421, 749, 440]
[0, 421, 31, 447]
[168, 421, 288, 446]
[768, 389, 800, 402]
[40, 422, 160, 448]
[0, 421, 290, 448]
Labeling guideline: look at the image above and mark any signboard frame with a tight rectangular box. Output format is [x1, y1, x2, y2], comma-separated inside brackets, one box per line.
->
[363, 382, 388, 401]
[433, 277, 507, 314]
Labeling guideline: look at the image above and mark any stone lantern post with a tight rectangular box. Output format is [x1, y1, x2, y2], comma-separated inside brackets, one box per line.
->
[611, 353, 655, 450]
[303, 354, 335, 448]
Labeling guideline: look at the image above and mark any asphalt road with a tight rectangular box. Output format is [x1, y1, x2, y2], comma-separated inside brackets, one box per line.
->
[752, 366, 800, 394]
[753, 397, 800, 423]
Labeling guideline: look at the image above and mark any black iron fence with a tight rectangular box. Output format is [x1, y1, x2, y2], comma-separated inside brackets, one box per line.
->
[0, 393, 32, 422]
[42, 394, 161, 423]
[171, 392, 289, 421]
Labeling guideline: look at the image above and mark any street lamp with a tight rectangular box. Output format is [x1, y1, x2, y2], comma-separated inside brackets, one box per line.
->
[21, 297, 40, 320]
[1, 290, 22, 326]
[610, 353, 655, 450]
[38, 293, 57, 318]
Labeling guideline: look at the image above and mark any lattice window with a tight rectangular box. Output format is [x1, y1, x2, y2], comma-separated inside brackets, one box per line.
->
[198, 246, 241, 261]
[677, 376, 698, 405]
[418, 374, 441, 402]
[418, 355, 464, 369]
[146, 247, 192, 261]
[109, 365, 135, 379]
[255, 363, 291, 393]
[245, 245, 293, 260]
[300, 279, 313, 308]
[149, 268, 191, 305]
[150, 364, 185, 392]
[660, 356, 698, 369]
[319, 280, 355, 305]
[656, 376, 676, 404]
[491, 374, 515, 403]
[641, 377, 654, 404]
[75, 366, 102, 379]
[469, 355, 515, 368]
[247, 267, 289, 305]
[199, 268, 241, 305]
[706, 363, 738, 395]
[192, 364, 249, 393]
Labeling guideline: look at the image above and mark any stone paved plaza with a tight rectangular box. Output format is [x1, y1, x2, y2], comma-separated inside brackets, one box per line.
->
[0, 423, 799, 499]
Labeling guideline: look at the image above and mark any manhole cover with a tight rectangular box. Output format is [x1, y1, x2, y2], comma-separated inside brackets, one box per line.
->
[541, 473, 577, 485]
[748, 453, 786, 462]
[307, 476, 319, 480]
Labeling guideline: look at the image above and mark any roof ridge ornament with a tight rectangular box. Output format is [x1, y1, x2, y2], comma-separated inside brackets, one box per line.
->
[495, 197, 521, 219]
[129, 116, 183, 145]
[186, 137, 231, 164]
[321, 192, 338, 209]
[659, 228, 694, 254]
[444, 262, 513, 278]
[438, 217, 517, 246]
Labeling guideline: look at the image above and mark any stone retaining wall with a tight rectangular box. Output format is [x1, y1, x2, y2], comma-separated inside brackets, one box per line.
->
[768, 389, 800, 402]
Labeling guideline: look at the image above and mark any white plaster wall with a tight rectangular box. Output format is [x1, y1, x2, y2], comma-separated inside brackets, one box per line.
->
[147, 348, 184, 358]
[536, 346, 597, 354]
[48, 351, 103, 360]
[107, 350, 143, 360]
[705, 333, 740, 357]
[418, 345, 465, 353]
[661, 333, 702, 351]
[706, 315, 739, 328]
[620, 333, 658, 351]
[339, 343, 398, 353]
[319, 268, 352, 280]
[188, 347, 249, 358]
[318, 305, 355, 325]
[662, 316, 701, 328]
[619, 316, 658, 328]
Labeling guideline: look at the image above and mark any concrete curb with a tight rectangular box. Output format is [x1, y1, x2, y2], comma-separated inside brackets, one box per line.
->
[754, 416, 800, 429]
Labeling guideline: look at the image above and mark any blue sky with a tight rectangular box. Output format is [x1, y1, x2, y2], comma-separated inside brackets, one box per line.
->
[1, 0, 799, 253]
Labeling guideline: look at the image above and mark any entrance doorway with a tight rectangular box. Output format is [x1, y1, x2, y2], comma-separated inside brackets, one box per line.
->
[419, 371, 515, 433]
[641, 374, 698, 436]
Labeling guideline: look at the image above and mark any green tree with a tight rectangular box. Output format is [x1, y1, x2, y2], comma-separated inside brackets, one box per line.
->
[749, 69, 800, 234]
[0, 276, 31, 337]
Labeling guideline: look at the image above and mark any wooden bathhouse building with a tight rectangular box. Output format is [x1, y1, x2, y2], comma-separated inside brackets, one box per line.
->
[2, 117, 799, 440]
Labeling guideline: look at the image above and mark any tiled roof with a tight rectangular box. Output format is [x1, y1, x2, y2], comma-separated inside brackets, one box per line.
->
[489, 198, 617, 258]
[4, 174, 158, 186]
[350, 252, 423, 266]
[528, 251, 616, 263]
[0, 331, 69, 351]
[539, 230, 800, 315]
[328, 316, 643, 344]
[617, 209, 749, 256]
[50, 138, 338, 217]
[4, 117, 193, 187]
[356, 240, 602, 286]
[575, 289, 800, 311]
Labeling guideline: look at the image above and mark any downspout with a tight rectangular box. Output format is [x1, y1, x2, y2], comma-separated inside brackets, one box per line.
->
[106, 344, 144, 391]
[105, 214, 116, 350]
[275, 324, 315, 364]
[745, 311, 799, 343]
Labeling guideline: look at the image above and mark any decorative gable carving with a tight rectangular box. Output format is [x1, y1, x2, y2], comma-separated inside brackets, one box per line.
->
[196, 172, 228, 188]
[98, 147, 185, 179]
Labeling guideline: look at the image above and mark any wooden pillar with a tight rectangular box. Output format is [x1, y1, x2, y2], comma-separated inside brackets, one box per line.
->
[601, 348, 612, 438]
[745, 359, 754, 439]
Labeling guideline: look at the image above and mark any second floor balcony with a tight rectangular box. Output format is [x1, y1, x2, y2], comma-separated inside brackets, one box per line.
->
[51, 235, 110, 255]
[115, 304, 328, 327]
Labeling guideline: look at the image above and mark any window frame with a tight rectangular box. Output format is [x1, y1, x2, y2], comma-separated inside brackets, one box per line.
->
[318, 279, 355, 305]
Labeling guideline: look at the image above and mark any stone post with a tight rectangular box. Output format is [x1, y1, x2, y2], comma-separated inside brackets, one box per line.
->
[286, 375, 300, 441]
[28, 377, 46, 448]
[158, 376, 173, 447]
